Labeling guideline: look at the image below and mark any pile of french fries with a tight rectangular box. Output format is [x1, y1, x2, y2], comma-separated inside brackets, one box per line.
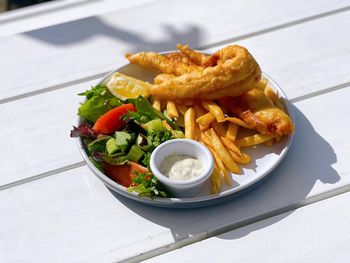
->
[152, 78, 286, 194]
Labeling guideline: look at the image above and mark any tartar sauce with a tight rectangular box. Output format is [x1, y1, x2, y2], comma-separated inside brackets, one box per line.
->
[160, 155, 204, 181]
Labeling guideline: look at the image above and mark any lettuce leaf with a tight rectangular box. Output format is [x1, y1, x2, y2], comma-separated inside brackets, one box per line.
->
[87, 136, 111, 154]
[92, 152, 128, 165]
[70, 123, 96, 138]
[133, 96, 180, 130]
[114, 131, 132, 151]
[127, 171, 168, 198]
[78, 85, 122, 123]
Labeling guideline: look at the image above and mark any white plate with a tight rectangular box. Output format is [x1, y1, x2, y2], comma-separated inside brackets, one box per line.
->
[78, 62, 295, 208]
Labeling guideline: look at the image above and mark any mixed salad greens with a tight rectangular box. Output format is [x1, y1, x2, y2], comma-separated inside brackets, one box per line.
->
[70, 84, 184, 198]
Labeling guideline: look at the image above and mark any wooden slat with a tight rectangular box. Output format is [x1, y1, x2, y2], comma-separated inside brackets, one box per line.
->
[0, 80, 98, 186]
[0, 0, 349, 101]
[0, 166, 175, 263]
[1, 10, 350, 186]
[0, 87, 349, 262]
[145, 192, 350, 263]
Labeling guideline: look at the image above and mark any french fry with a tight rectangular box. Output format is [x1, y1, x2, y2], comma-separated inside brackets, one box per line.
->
[201, 100, 226, 122]
[229, 149, 251, 165]
[166, 100, 179, 118]
[196, 112, 215, 130]
[210, 145, 231, 186]
[236, 134, 276, 147]
[176, 104, 189, 115]
[211, 121, 227, 137]
[264, 85, 286, 111]
[221, 136, 241, 154]
[194, 103, 208, 131]
[200, 132, 213, 147]
[210, 146, 223, 168]
[152, 98, 161, 111]
[184, 107, 195, 139]
[194, 123, 202, 141]
[222, 169, 231, 186]
[225, 117, 253, 129]
[221, 137, 251, 165]
[256, 78, 268, 90]
[226, 123, 239, 141]
[206, 128, 240, 174]
[210, 165, 222, 194]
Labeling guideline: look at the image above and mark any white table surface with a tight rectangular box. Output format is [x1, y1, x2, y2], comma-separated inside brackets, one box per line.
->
[1, 0, 350, 262]
[145, 191, 350, 263]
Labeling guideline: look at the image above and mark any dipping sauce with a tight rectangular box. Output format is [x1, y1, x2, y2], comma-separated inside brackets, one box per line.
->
[160, 155, 204, 181]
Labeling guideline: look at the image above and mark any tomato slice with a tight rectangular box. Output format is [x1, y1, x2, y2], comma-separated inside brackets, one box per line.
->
[104, 163, 132, 187]
[93, 103, 136, 134]
[129, 161, 149, 173]
[103, 162, 150, 187]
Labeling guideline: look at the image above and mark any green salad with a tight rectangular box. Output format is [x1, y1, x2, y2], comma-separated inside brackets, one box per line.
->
[71, 84, 184, 198]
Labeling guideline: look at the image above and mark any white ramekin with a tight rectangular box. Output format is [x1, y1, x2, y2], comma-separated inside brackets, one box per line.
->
[150, 139, 214, 198]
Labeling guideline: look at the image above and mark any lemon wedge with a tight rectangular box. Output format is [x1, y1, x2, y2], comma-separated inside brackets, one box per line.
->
[107, 72, 151, 100]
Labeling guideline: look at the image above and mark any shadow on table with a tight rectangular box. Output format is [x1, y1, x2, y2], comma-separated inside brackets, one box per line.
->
[108, 105, 339, 241]
[24, 16, 203, 52]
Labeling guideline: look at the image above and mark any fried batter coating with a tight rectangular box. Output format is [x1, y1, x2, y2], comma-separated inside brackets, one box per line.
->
[165, 52, 195, 65]
[219, 89, 294, 136]
[125, 51, 203, 76]
[149, 45, 260, 99]
[197, 66, 261, 99]
[154, 73, 175, 84]
[149, 52, 198, 84]
[176, 44, 215, 67]
[125, 45, 261, 99]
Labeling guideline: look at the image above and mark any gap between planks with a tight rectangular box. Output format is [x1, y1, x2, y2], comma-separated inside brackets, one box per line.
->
[1, 3, 350, 105]
[290, 80, 350, 103]
[0, 71, 110, 104]
[0, 161, 85, 191]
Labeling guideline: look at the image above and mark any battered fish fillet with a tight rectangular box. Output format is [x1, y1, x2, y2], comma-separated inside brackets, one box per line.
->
[150, 45, 260, 99]
[154, 46, 261, 95]
[151, 52, 198, 84]
[219, 89, 294, 136]
[165, 52, 195, 66]
[176, 44, 215, 67]
[154, 73, 175, 84]
[125, 51, 203, 76]
[125, 45, 261, 99]
[197, 66, 261, 99]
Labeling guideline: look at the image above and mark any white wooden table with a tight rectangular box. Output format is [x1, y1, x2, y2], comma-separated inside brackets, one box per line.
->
[1, 0, 350, 262]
